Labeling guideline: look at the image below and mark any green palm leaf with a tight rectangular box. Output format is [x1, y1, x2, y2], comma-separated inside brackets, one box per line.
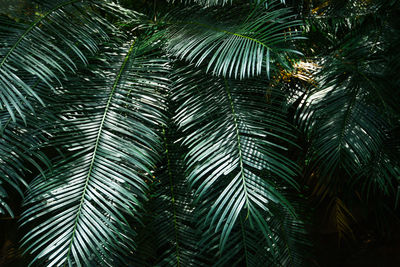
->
[355, 134, 400, 198]
[166, 1, 302, 79]
[20, 39, 169, 266]
[299, 38, 390, 179]
[0, 80, 52, 216]
[196, 193, 310, 266]
[0, 111, 48, 216]
[172, 65, 299, 253]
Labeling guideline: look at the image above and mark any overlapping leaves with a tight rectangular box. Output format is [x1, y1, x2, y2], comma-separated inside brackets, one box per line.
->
[0, 79, 54, 216]
[0, 0, 113, 121]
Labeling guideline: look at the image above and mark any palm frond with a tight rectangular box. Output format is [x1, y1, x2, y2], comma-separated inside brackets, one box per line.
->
[0, 80, 52, 217]
[20, 39, 169, 266]
[275, 198, 311, 266]
[0, 112, 47, 216]
[298, 33, 390, 179]
[171, 65, 299, 255]
[308, 88, 387, 178]
[355, 134, 400, 199]
[198, 216, 274, 266]
[165, 1, 302, 79]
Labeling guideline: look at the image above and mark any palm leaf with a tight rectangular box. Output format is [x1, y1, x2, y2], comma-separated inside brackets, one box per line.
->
[171, 65, 299, 255]
[165, 1, 302, 79]
[197, 196, 310, 266]
[20, 39, 169, 266]
[310, 88, 386, 178]
[0, 111, 47, 216]
[0, 80, 52, 216]
[131, 106, 211, 266]
[355, 133, 400, 199]
[297, 29, 393, 178]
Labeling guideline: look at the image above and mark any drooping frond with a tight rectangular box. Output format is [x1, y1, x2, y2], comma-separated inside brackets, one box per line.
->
[197, 215, 275, 266]
[0, 111, 48, 216]
[20, 40, 169, 266]
[299, 33, 391, 179]
[0, 80, 52, 216]
[0, 0, 116, 121]
[355, 135, 400, 199]
[166, 1, 302, 79]
[130, 102, 212, 266]
[306, 86, 387, 178]
[171, 65, 299, 256]
[328, 197, 356, 241]
[274, 196, 311, 266]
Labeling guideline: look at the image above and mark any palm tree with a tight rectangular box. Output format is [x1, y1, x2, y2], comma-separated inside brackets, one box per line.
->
[0, 0, 399, 266]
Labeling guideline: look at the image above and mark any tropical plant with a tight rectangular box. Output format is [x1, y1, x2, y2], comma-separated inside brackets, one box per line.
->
[0, 0, 399, 266]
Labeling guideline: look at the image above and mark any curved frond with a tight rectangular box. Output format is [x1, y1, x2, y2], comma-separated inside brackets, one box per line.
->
[20, 40, 169, 266]
[309, 87, 387, 178]
[299, 38, 390, 179]
[0, 112, 48, 216]
[166, 1, 302, 79]
[197, 196, 310, 266]
[172, 66, 299, 255]
[355, 134, 400, 198]
[0, 80, 51, 216]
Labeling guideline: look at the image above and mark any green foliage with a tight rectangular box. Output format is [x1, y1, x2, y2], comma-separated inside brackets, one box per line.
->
[166, 2, 302, 79]
[0, 0, 399, 266]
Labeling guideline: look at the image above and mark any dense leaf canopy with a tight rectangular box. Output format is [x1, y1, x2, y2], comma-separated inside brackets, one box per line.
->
[0, 0, 399, 266]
